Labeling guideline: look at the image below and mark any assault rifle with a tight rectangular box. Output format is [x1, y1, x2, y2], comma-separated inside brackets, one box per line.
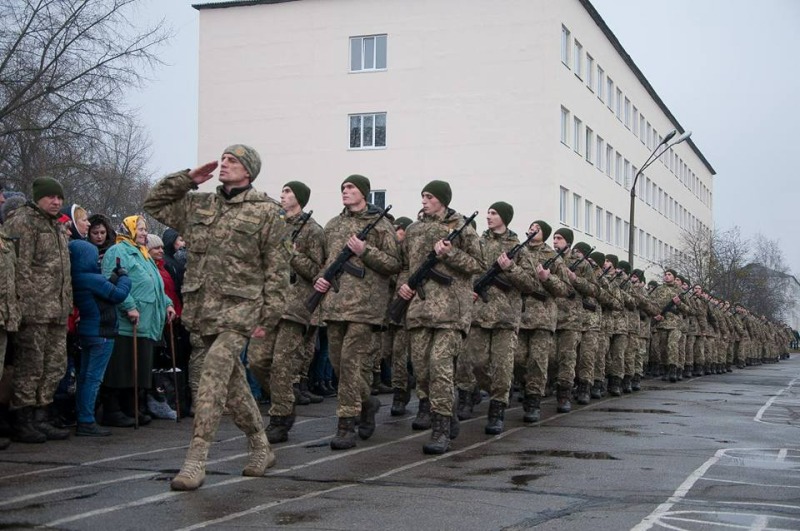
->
[527, 245, 569, 301]
[386, 211, 478, 322]
[647, 283, 659, 295]
[568, 246, 596, 272]
[657, 285, 693, 318]
[473, 229, 539, 303]
[305, 205, 393, 313]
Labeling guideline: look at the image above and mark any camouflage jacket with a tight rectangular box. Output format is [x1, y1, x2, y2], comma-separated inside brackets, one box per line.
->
[619, 280, 640, 334]
[143, 171, 289, 336]
[0, 226, 20, 331]
[472, 229, 537, 330]
[519, 243, 568, 332]
[651, 282, 682, 330]
[568, 254, 601, 332]
[600, 274, 627, 335]
[553, 249, 582, 331]
[399, 209, 484, 332]
[282, 211, 325, 326]
[630, 282, 658, 338]
[319, 205, 400, 325]
[4, 202, 72, 324]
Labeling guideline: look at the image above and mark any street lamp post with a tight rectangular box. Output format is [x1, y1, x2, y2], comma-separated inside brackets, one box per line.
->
[628, 129, 692, 268]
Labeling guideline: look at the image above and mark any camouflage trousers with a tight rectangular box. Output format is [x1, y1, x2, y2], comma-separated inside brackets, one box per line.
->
[192, 331, 264, 443]
[693, 336, 705, 367]
[248, 319, 307, 417]
[685, 335, 696, 368]
[516, 328, 554, 397]
[0, 328, 5, 381]
[653, 328, 682, 367]
[632, 337, 647, 376]
[458, 327, 516, 405]
[409, 327, 461, 416]
[677, 331, 686, 368]
[552, 329, 580, 389]
[294, 327, 318, 383]
[11, 323, 66, 410]
[607, 333, 628, 379]
[188, 332, 206, 403]
[595, 333, 609, 381]
[373, 329, 392, 373]
[576, 329, 599, 384]
[327, 321, 374, 418]
[387, 325, 410, 391]
[624, 332, 638, 376]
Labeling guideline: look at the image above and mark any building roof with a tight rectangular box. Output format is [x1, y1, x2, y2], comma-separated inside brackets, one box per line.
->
[193, 0, 716, 175]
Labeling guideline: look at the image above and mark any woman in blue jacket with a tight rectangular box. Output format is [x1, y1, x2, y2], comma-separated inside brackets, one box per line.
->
[101, 216, 174, 427]
[69, 240, 131, 436]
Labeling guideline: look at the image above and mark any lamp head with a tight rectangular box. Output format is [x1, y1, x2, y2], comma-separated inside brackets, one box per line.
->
[661, 129, 678, 145]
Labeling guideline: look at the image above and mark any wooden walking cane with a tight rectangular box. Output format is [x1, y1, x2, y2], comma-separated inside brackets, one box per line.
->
[133, 322, 139, 430]
[168, 320, 181, 421]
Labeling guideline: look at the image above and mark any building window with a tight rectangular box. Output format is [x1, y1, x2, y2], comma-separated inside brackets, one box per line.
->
[574, 40, 583, 78]
[597, 66, 605, 101]
[572, 193, 581, 228]
[605, 211, 612, 243]
[615, 216, 622, 247]
[639, 114, 646, 144]
[646, 122, 652, 148]
[561, 25, 571, 67]
[368, 190, 386, 209]
[631, 165, 638, 192]
[585, 200, 593, 235]
[615, 88, 623, 120]
[559, 187, 569, 224]
[615, 152, 623, 185]
[596, 136, 605, 171]
[350, 35, 387, 72]
[586, 54, 594, 90]
[596, 207, 603, 239]
[606, 77, 614, 110]
[585, 127, 593, 164]
[638, 229, 644, 257]
[349, 112, 386, 149]
[623, 221, 630, 251]
[573, 116, 583, 155]
[623, 159, 630, 189]
[632, 106, 639, 137]
[605, 144, 613, 177]
[624, 97, 631, 128]
[560, 106, 570, 146]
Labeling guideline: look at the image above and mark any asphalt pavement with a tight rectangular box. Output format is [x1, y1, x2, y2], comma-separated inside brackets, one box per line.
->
[1, 358, 799, 530]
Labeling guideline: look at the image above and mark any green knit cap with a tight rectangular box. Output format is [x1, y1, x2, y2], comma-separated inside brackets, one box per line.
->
[632, 268, 645, 282]
[223, 144, 262, 181]
[554, 227, 574, 246]
[342, 174, 370, 200]
[573, 241, 592, 258]
[32, 177, 64, 202]
[605, 254, 619, 268]
[665, 268, 678, 278]
[284, 181, 311, 208]
[394, 216, 413, 230]
[421, 180, 452, 207]
[589, 251, 605, 267]
[617, 260, 631, 274]
[532, 220, 552, 241]
[489, 201, 514, 226]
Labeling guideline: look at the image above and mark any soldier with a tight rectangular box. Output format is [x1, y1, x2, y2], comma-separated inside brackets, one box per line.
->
[651, 269, 684, 382]
[515, 221, 569, 423]
[628, 269, 658, 390]
[312, 175, 400, 450]
[0, 220, 20, 450]
[588, 251, 611, 398]
[4, 177, 72, 443]
[692, 285, 710, 375]
[397, 180, 483, 453]
[388, 216, 413, 416]
[144, 144, 288, 491]
[457, 202, 536, 434]
[600, 254, 627, 396]
[570, 242, 601, 405]
[616, 260, 639, 392]
[250, 181, 325, 444]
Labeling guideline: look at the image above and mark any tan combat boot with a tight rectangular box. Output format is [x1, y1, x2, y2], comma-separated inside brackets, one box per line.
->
[242, 429, 276, 477]
[170, 437, 210, 491]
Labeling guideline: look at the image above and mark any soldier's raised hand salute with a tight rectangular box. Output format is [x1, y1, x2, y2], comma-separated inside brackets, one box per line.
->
[188, 160, 219, 185]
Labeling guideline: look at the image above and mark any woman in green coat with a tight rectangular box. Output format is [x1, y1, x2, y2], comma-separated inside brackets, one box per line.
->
[100, 215, 174, 427]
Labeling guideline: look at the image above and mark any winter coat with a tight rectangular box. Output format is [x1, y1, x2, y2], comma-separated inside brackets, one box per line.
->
[651, 282, 682, 330]
[102, 240, 171, 341]
[282, 211, 325, 327]
[519, 243, 569, 332]
[0, 226, 20, 332]
[3, 202, 72, 324]
[69, 240, 132, 338]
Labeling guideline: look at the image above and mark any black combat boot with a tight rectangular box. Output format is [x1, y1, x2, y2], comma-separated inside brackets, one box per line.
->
[371, 372, 393, 395]
[726, 363, 733, 372]
[576, 381, 590, 405]
[522, 394, 541, 423]
[608, 376, 622, 397]
[12, 407, 46, 444]
[456, 388, 473, 420]
[33, 407, 70, 440]
[661, 365, 669, 381]
[299, 378, 323, 404]
[485, 399, 506, 435]
[693, 363, 703, 377]
[668, 364, 678, 382]
[556, 385, 572, 413]
[390, 388, 410, 416]
[330, 417, 357, 450]
[358, 396, 381, 440]
[412, 398, 431, 430]
[622, 375, 633, 394]
[449, 404, 460, 440]
[471, 387, 483, 406]
[631, 374, 641, 392]
[590, 380, 604, 399]
[266, 415, 291, 444]
[422, 412, 450, 455]
[683, 365, 693, 379]
[293, 382, 311, 406]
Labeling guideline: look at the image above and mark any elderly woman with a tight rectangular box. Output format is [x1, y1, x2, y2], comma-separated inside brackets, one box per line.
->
[99, 216, 175, 427]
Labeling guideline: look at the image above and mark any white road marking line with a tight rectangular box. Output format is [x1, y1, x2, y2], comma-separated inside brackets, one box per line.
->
[754, 373, 800, 425]
[698, 477, 800, 490]
[777, 448, 788, 461]
[752, 514, 769, 531]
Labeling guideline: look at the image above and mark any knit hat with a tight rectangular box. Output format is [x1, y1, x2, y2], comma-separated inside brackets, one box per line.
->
[648, 280, 658, 288]
[617, 260, 631, 274]
[488, 201, 514, 227]
[589, 251, 605, 267]
[342, 174, 370, 200]
[394, 216, 413, 231]
[421, 180, 452, 207]
[574, 242, 592, 258]
[32, 177, 64, 202]
[554, 227, 574, 246]
[665, 268, 678, 278]
[632, 268, 645, 282]
[284, 181, 311, 208]
[606, 254, 619, 268]
[223, 144, 262, 181]
[532, 220, 552, 242]
[146, 234, 164, 250]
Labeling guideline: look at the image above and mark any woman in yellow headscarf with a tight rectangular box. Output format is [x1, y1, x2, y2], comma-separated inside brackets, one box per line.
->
[99, 215, 175, 427]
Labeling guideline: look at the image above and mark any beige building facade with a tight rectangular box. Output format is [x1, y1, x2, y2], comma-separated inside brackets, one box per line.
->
[195, 0, 715, 270]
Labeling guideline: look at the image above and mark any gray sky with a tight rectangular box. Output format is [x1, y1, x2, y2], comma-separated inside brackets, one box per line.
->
[132, 0, 800, 276]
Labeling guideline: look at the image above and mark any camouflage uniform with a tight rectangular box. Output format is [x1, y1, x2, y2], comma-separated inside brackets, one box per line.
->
[651, 282, 683, 372]
[143, 170, 289, 444]
[4, 202, 72, 410]
[552, 255, 582, 391]
[629, 283, 658, 382]
[401, 209, 483, 418]
[570, 255, 600, 389]
[603, 275, 628, 385]
[0, 226, 21, 383]
[319, 205, 400, 419]
[458, 230, 536, 407]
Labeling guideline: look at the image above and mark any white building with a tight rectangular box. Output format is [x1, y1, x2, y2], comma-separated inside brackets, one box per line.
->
[194, 0, 715, 270]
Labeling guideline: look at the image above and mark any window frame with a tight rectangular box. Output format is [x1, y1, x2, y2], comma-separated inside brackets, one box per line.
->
[349, 112, 387, 150]
[349, 34, 388, 72]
